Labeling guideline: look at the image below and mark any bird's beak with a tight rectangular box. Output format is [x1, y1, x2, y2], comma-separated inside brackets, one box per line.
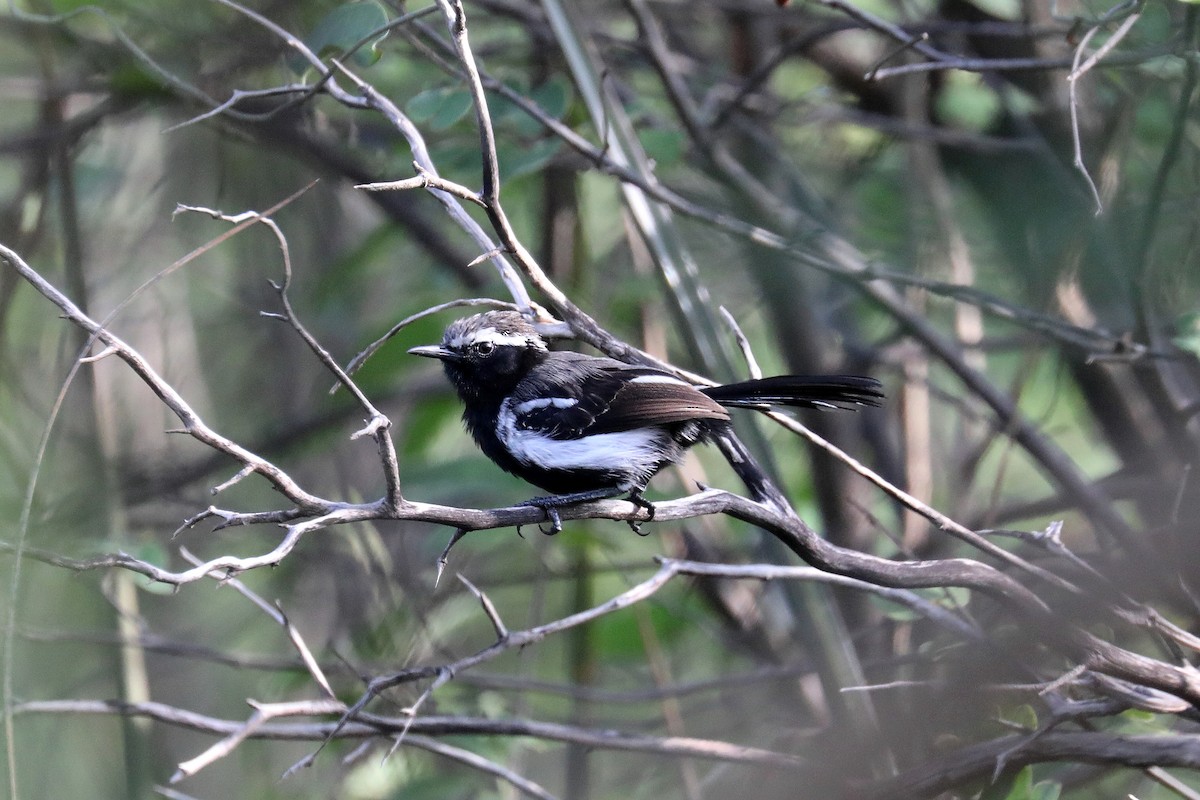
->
[408, 344, 461, 362]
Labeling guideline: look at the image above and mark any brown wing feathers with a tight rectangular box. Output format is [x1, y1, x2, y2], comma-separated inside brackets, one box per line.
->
[589, 374, 882, 434]
[589, 381, 730, 433]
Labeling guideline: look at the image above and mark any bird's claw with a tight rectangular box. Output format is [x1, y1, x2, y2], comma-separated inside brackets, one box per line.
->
[516, 499, 563, 535]
[539, 507, 563, 536]
[627, 492, 656, 535]
[516, 490, 652, 536]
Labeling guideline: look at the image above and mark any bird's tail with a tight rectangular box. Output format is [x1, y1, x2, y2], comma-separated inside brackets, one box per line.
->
[701, 375, 883, 411]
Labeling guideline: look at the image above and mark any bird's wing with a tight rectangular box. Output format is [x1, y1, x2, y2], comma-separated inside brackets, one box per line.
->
[589, 377, 729, 433]
[509, 354, 727, 439]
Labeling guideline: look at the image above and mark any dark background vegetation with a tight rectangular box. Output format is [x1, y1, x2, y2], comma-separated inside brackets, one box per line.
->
[2, 0, 1200, 798]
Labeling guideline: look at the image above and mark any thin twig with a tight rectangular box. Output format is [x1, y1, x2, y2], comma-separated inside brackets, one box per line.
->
[336, 298, 517, 390]
[15, 698, 808, 769]
[171, 699, 344, 782]
[1066, 2, 1143, 214]
[762, 409, 1081, 595]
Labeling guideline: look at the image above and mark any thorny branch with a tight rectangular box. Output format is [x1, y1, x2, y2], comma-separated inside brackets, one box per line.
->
[4, 238, 1132, 785]
[13, 697, 807, 771]
[4, 0, 1200, 796]
[390, 0, 1170, 564]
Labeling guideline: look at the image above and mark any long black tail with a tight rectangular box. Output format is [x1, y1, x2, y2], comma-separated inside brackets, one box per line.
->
[701, 375, 883, 411]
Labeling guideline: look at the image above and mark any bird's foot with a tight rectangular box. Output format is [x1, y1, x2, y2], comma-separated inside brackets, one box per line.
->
[537, 506, 563, 536]
[516, 486, 651, 535]
[516, 497, 566, 535]
[626, 490, 656, 536]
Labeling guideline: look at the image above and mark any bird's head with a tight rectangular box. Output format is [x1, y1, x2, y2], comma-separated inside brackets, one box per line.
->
[409, 310, 548, 402]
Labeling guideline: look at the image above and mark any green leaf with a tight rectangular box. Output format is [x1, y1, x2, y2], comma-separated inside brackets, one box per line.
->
[639, 128, 684, 168]
[46, 0, 95, 10]
[870, 586, 971, 622]
[871, 594, 921, 622]
[1172, 310, 1200, 356]
[980, 765, 1030, 800]
[498, 138, 562, 180]
[491, 79, 569, 132]
[108, 63, 171, 100]
[1030, 780, 1062, 800]
[477, 690, 508, 719]
[934, 71, 1001, 132]
[1009, 703, 1038, 730]
[530, 77, 572, 119]
[407, 88, 450, 123]
[128, 541, 176, 594]
[406, 88, 474, 131]
[936, 586, 971, 609]
[430, 90, 475, 131]
[293, 1, 390, 74]
[592, 601, 683, 660]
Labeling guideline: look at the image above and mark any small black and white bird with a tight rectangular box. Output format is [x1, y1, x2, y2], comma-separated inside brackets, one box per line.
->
[410, 310, 882, 533]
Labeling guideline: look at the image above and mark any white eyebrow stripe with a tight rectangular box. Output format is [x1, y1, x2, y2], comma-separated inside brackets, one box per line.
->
[446, 327, 547, 350]
[629, 374, 690, 386]
[513, 397, 578, 415]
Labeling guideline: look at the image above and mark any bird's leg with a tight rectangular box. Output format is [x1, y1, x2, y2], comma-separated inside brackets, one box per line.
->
[516, 486, 652, 535]
[625, 489, 656, 535]
[517, 487, 623, 535]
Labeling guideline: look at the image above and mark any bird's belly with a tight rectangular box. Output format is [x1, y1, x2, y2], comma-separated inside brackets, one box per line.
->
[496, 416, 678, 491]
[505, 426, 671, 473]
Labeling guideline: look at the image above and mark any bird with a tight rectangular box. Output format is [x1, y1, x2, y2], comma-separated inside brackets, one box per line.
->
[409, 310, 882, 534]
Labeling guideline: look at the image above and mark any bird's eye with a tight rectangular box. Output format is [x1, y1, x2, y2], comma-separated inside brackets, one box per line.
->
[474, 341, 496, 356]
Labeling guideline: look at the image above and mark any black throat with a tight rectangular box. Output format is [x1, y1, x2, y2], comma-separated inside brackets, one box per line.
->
[444, 345, 544, 478]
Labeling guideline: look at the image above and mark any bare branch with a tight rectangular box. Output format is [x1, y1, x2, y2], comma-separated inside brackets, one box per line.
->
[0, 244, 330, 511]
[211, 0, 533, 310]
[458, 574, 509, 640]
[336, 298, 518, 389]
[14, 699, 807, 770]
[762, 410, 1081, 595]
[171, 699, 344, 783]
[856, 730, 1200, 800]
[177, 548, 335, 699]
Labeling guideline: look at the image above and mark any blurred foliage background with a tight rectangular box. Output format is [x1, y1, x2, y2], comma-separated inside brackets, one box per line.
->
[1, 0, 1199, 798]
